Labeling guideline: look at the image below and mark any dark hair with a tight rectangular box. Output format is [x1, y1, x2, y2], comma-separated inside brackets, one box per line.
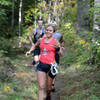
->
[38, 19, 43, 22]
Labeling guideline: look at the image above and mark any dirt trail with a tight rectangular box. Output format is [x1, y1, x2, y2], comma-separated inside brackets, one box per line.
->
[51, 64, 81, 100]
[51, 75, 65, 100]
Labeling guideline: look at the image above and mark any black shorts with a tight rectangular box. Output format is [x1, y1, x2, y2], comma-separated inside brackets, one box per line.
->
[36, 61, 51, 73]
[36, 61, 56, 79]
[32, 47, 40, 56]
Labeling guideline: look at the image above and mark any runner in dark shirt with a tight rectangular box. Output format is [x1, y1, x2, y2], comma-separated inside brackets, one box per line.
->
[51, 22, 65, 92]
[29, 19, 45, 66]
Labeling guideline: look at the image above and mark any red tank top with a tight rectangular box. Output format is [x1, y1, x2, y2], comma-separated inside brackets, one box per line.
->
[40, 36, 56, 65]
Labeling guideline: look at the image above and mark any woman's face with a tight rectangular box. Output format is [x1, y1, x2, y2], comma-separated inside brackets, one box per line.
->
[46, 26, 54, 38]
[38, 21, 43, 28]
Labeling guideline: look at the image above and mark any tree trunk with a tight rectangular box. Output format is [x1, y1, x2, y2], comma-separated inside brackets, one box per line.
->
[55, 0, 59, 24]
[53, 0, 57, 18]
[11, 0, 15, 32]
[48, 1, 52, 23]
[77, 0, 90, 33]
[93, 0, 100, 40]
[18, 0, 23, 47]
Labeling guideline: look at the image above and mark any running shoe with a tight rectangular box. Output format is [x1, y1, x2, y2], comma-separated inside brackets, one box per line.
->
[32, 60, 36, 66]
[45, 91, 51, 100]
[51, 84, 55, 92]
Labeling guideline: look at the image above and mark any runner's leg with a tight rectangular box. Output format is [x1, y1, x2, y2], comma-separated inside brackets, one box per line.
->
[34, 55, 39, 63]
[37, 71, 46, 100]
[46, 74, 53, 100]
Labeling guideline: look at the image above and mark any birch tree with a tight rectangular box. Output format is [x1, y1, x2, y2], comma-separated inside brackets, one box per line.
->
[19, 0, 23, 47]
[93, 0, 100, 39]
[48, 1, 52, 23]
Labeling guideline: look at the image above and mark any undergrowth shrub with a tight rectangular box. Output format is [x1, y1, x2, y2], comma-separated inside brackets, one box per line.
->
[0, 38, 13, 52]
[60, 22, 100, 67]
[0, 57, 16, 82]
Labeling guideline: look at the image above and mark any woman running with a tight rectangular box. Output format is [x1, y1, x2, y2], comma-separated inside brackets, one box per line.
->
[26, 24, 63, 100]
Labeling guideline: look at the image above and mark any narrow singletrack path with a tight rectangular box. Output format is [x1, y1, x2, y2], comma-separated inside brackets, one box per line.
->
[51, 75, 65, 100]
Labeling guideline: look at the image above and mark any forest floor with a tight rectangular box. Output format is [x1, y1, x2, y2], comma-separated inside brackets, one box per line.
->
[0, 44, 100, 100]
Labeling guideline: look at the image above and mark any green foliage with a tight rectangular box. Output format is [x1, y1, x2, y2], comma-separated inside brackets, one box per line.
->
[70, 92, 88, 100]
[61, 22, 93, 66]
[64, 53, 77, 65]
[0, 0, 12, 34]
[61, 22, 77, 45]
[61, 19, 100, 68]
[58, 0, 77, 25]
[0, 0, 11, 6]
[24, 8, 37, 24]
[21, 26, 30, 43]
[89, 95, 100, 100]
[0, 38, 13, 52]
[0, 57, 16, 82]
[88, 1, 100, 31]
[81, 79, 92, 87]
[0, 50, 5, 57]
[0, 9, 8, 24]
[90, 40, 100, 66]
[63, 1, 77, 23]
[24, 1, 48, 25]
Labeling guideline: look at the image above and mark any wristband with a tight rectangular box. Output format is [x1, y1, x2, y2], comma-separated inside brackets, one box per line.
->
[56, 46, 60, 51]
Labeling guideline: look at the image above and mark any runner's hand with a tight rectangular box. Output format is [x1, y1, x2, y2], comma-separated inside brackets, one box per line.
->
[54, 40, 60, 48]
[25, 51, 31, 56]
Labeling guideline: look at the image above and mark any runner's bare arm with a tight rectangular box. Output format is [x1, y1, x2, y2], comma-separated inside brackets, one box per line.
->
[26, 39, 41, 56]
[54, 40, 63, 56]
